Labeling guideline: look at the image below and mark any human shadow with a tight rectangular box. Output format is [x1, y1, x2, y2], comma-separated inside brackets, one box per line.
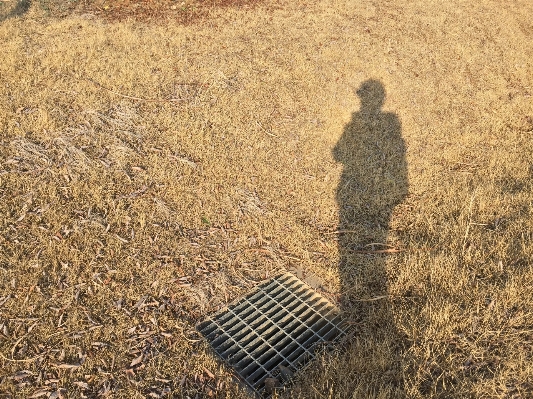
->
[0, 0, 31, 22]
[332, 80, 408, 396]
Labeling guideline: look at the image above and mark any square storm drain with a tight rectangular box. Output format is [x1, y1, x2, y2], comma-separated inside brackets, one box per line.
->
[197, 272, 346, 397]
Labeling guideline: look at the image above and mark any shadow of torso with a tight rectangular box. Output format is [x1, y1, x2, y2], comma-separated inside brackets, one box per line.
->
[334, 87, 407, 303]
[330, 80, 408, 396]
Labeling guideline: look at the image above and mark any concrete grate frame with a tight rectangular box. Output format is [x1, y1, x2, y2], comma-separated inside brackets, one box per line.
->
[197, 272, 346, 397]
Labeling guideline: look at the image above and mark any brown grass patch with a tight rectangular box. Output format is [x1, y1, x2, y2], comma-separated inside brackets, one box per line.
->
[2, 0, 273, 23]
[1, 0, 533, 398]
[89, 0, 269, 24]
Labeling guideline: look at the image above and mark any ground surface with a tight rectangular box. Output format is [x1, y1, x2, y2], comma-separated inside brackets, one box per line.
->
[1, 0, 533, 398]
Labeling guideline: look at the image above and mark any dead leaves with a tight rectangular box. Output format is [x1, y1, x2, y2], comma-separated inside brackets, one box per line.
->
[202, 367, 215, 380]
[28, 388, 67, 399]
[10, 370, 34, 382]
[48, 389, 67, 399]
[28, 389, 51, 398]
[130, 353, 144, 368]
[180, 368, 224, 398]
[0, 295, 12, 307]
[73, 381, 89, 389]
[0, 218, 274, 398]
[125, 368, 136, 379]
[52, 363, 82, 370]
[124, 325, 158, 379]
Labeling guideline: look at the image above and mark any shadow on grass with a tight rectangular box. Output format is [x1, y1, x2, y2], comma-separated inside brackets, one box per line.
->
[0, 0, 31, 22]
[332, 80, 409, 396]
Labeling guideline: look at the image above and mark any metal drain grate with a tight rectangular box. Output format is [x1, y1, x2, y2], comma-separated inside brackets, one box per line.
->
[197, 272, 346, 396]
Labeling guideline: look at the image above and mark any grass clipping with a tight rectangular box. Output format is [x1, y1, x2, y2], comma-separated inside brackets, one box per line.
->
[1, 0, 533, 398]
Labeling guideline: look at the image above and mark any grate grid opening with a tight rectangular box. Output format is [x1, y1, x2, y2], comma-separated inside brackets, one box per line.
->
[198, 272, 346, 397]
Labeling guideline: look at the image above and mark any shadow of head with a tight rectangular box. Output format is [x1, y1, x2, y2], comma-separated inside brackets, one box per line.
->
[1, 0, 32, 22]
[356, 79, 386, 115]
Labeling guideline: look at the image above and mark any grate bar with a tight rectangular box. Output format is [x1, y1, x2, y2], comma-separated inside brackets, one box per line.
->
[198, 272, 346, 396]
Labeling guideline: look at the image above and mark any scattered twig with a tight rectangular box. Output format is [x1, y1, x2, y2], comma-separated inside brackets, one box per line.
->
[363, 242, 394, 248]
[10, 334, 28, 359]
[324, 229, 360, 235]
[312, 385, 327, 399]
[348, 248, 404, 254]
[203, 367, 215, 379]
[355, 295, 390, 302]
[0, 352, 45, 363]
[84, 77, 190, 103]
[462, 190, 478, 255]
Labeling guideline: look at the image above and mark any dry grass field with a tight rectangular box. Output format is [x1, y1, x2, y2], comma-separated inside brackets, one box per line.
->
[1, 0, 533, 397]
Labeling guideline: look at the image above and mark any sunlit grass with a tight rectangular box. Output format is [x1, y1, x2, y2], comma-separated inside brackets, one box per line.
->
[1, 0, 532, 397]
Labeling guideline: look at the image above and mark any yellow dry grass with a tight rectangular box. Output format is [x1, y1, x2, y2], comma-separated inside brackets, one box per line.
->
[1, 0, 533, 397]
